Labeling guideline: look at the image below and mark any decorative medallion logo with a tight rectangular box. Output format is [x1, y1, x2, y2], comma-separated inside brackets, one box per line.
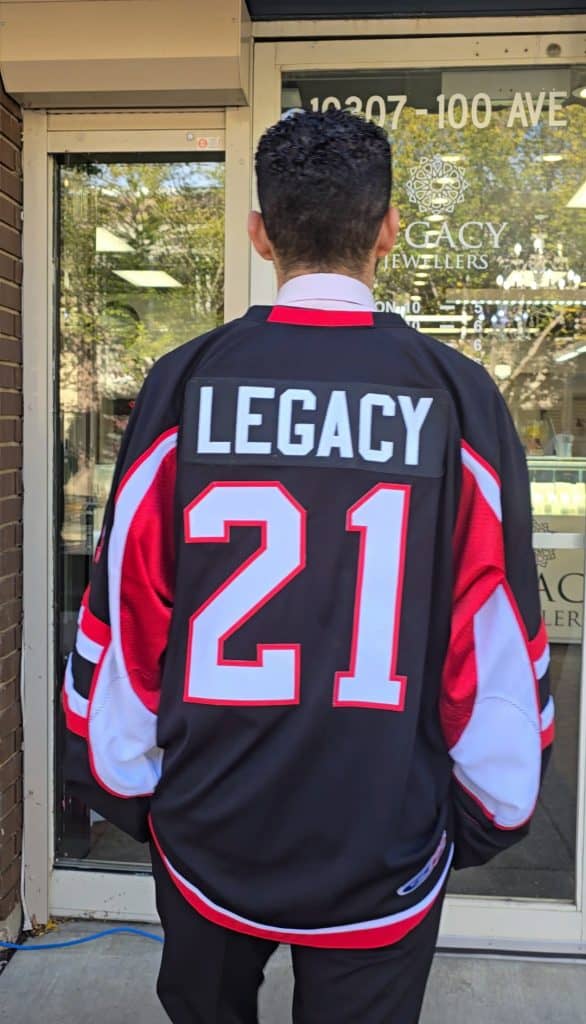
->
[406, 155, 469, 215]
[533, 518, 557, 570]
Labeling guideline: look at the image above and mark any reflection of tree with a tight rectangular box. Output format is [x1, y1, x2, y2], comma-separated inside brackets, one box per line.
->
[381, 104, 584, 295]
[59, 160, 225, 414]
[374, 103, 586, 430]
[495, 307, 569, 411]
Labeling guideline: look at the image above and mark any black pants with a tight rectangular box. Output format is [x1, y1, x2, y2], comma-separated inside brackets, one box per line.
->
[151, 842, 444, 1024]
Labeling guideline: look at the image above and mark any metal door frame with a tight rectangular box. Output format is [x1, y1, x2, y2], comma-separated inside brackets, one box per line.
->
[22, 107, 252, 925]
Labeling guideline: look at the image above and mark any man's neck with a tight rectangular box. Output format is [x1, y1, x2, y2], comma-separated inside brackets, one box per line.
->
[274, 272, 376, 313]
[276, 265, 374, 290]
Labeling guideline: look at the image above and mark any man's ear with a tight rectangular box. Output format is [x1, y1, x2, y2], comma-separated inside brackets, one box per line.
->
[374, 207, 400, 259]
[248, 210, 275, 262]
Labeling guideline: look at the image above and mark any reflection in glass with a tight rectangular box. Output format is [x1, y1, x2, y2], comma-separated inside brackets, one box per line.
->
[56, 158, 225, 868]
[283, 67, 586, 456]
[282, 69, 586, 902]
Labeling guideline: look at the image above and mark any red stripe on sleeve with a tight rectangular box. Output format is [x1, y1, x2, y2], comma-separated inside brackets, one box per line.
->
[460, 439, 501, 488]
[440, 462, 505, 749]
[116, 426, 179, 503]
[541, 721, 555, 750]
[62, 687, 88, 739]
[119, 444, 177, 714]
[81, 605, 111, 648]
[528, 619, 548, 664]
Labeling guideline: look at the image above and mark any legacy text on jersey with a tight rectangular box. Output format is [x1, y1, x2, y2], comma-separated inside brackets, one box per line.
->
[182, 379, 449, 478]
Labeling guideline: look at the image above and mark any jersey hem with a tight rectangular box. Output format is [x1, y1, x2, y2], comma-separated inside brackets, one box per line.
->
[148, 816, 453, 949]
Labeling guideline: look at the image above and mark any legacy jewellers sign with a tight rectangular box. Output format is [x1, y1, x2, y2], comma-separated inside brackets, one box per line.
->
[390, 154, 506, 272]
[535, 515, 584, 644]
[298, 88, 570, 274]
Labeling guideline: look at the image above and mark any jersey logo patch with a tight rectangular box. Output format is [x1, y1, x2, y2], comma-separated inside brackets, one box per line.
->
[396, 831, 447, 896]
[182, 378, 448, 478]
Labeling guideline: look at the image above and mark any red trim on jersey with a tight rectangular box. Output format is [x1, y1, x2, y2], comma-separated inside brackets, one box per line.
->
[528, 619, 548, 664]
[453, 463, 505, 583]
[267, 306, 374, 328]
[440, 619, 477, 751]
[116, 426, 179, 503]
[62, 686, 88, 739]
[80, 604, 111, 649]
[501, 577, 543, 726]
[541, 721, 555, 750]
[149, 820, 449, 949]
[454, 774, 534, 833]
[183, 481, 306, 707]
[440, 461, 505, 749]
[119, 443, 177, 715]
[460, 439, 501, 489]
[442, 442, 548, 804]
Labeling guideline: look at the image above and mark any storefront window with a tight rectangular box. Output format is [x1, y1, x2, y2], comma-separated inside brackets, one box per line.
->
[55, 156, 225, 867]
[283, 67, 585, 450]
[282, 68, 586, 901]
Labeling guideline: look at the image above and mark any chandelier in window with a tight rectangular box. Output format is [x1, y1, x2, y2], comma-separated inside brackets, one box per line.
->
[496, 236, 581, 291]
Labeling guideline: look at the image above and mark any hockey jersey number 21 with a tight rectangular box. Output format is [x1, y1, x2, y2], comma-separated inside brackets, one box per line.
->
[63, 305, 553, 949]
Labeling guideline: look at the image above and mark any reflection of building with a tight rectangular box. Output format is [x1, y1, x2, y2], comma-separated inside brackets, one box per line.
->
[530, 459, 586, 642]
[1, 0, 586, 963]
[497, 237, 581, 291]
[442, 289, 586, 457]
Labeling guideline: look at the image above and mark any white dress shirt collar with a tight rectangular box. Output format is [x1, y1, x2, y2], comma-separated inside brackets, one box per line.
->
[275, 273, 376, 312]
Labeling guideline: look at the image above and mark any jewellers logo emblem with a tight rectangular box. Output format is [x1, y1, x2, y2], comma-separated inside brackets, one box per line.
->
[533, 518, 557, 570]
[406, 155, 469, 215]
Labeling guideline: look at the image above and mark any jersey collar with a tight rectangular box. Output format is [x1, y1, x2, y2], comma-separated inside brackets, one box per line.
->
[269, 273, 376, 327]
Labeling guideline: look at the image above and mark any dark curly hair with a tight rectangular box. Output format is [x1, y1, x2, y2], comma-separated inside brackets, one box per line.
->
[255, 109, 392, 276]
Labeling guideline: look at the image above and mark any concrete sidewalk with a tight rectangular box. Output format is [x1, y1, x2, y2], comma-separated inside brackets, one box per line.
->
[1, 921, 585, 1023]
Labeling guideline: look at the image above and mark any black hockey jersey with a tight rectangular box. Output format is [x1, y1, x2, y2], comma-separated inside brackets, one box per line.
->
[63, 305, 553, 949]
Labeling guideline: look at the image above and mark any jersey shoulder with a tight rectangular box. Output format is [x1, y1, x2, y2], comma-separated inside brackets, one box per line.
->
[399, 320, 500, 410]
[147, 314, 252, 386]
[379, 318, 510, 465]
[403, 321, 496, 396]
[121, 316, 254, 449]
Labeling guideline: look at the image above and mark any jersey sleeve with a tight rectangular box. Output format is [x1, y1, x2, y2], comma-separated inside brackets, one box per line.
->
[441, 385, 553, 869]
[61, 362, 180, 840]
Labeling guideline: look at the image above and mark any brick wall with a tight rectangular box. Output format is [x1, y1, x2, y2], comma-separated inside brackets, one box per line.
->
[0, 76, 23, 940]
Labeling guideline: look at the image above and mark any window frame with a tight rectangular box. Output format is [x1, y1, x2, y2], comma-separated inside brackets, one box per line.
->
[22, 107, 251, 924]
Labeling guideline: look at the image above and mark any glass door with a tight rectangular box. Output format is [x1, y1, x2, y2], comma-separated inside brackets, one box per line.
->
[253, 32, 586, 949]
[55, 152, 225, 874]
[21, 110, 253, 923]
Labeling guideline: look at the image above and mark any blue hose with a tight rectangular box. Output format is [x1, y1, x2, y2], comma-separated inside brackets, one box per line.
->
[0, 926, 163, 951]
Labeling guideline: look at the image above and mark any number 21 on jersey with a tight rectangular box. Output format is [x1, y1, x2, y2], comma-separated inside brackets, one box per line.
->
[183, 481, 410, 711]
